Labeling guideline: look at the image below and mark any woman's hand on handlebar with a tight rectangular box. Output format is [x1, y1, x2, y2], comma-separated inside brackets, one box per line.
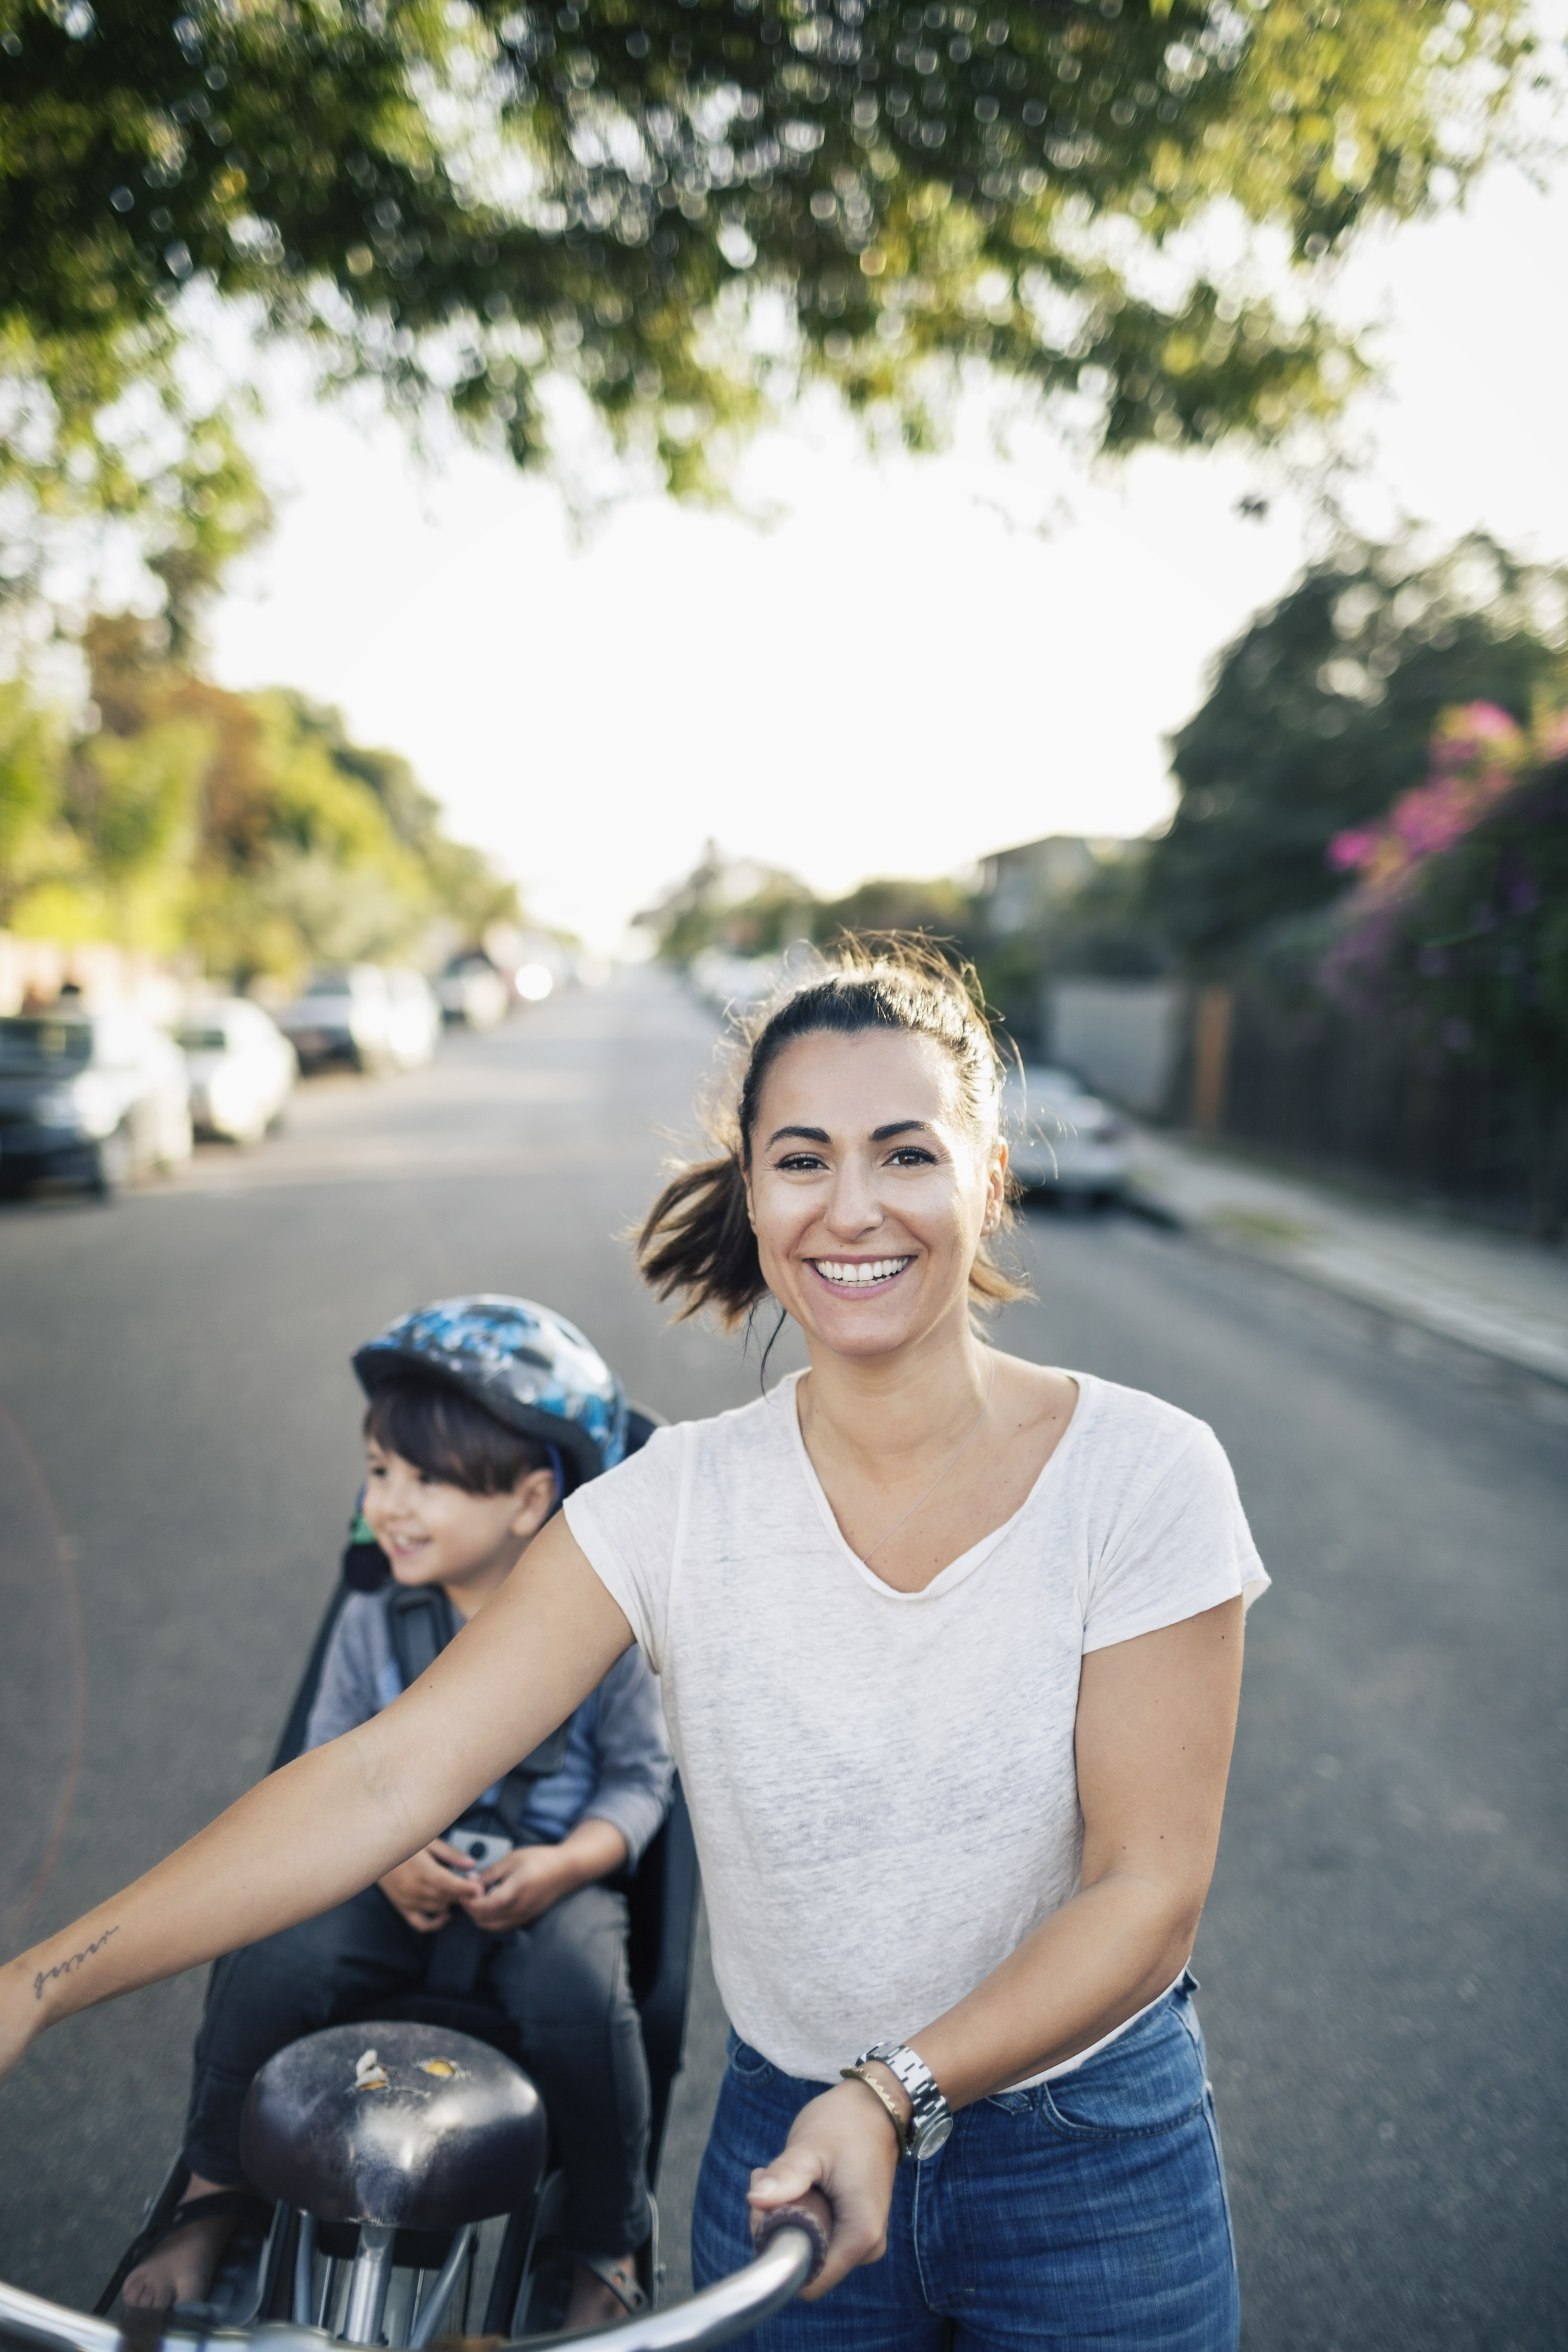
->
[377, 1842, 476, 1932]
[746, 2079, 902, 2301]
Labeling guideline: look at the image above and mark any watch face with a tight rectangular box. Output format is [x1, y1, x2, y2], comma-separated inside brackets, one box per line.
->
[911, 2111, 954, 2161]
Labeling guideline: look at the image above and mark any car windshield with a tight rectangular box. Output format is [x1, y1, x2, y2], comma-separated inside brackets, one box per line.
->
[303, 972, 353, 998]
[0, 1018, 93, 1074]
[175, 1026, 229, 1052]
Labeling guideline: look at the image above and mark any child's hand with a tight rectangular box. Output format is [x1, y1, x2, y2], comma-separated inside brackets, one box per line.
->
[459, 1843, 571, 1932]
[378, 1840, 476, 1933]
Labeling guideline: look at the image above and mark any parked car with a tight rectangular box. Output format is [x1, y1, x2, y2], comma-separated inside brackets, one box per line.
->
[1003, 1063, 1130, 1204]
[0, 1011, 192, 1196]
[437, 952, 510, 1030]
[383, 967, 442, 1069]
[172, 999, 297, 1145]
[273, 968, 397, 1074]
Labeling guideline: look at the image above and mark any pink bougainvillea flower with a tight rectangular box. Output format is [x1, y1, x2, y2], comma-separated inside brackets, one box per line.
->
[1320, 699, 1561, 1009]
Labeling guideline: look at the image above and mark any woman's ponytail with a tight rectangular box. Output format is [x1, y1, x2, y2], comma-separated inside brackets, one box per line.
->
[636, 1144, 764, 1327]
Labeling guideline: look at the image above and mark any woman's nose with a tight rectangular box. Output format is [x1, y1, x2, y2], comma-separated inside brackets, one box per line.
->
[824, 1160, 883, 1236]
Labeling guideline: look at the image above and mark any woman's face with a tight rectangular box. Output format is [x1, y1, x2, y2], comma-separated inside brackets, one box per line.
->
[744, 1027, 1005, 1363]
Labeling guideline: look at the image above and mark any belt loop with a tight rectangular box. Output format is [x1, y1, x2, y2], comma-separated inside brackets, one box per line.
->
[1180, 1966, 1200, 1996]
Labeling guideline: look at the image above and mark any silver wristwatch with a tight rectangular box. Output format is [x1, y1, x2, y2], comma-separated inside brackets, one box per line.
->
[850, 2042, 953, 2161]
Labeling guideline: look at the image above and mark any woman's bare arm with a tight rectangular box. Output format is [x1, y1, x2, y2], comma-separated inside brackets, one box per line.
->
[912, 1589, 1245, 2099]
[750, 1596, 1244, 2297]
[0, 1517, 630, 2068]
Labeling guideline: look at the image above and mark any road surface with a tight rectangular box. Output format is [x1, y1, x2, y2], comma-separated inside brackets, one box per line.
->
[0, 973, 1562, 2349]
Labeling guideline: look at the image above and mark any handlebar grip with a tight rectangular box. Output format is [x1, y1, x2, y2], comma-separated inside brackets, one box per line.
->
[751, 2188, 832, 2287]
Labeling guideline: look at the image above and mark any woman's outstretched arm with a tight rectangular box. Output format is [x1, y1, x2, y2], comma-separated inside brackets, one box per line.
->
[0, 1518, 630, 2071]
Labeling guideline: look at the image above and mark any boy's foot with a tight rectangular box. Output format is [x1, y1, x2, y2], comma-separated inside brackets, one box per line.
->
[563, 2252, 644, 2331]
[122, 2177, 247, 2312]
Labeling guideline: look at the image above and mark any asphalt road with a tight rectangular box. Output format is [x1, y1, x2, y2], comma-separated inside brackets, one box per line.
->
[0, 972, 1563, 2350]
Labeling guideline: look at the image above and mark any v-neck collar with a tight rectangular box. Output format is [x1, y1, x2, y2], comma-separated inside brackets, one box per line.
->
[780, 1365, 1091, 1604]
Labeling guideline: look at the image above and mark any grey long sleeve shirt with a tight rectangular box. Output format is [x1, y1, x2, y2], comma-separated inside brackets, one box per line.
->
[304, 1587, 673, 1865]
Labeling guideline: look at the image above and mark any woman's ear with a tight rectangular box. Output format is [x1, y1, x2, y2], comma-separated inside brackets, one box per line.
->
[983, 1138, 1008, 1235]
[509, 1466, 560, 1539]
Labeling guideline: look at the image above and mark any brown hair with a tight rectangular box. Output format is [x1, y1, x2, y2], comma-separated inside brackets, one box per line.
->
[637, 937, 1028, 1329]
[364, 1374, 553, 1495]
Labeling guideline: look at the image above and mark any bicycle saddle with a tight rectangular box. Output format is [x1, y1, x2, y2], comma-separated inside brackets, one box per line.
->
[239, 2019, 546, 2228]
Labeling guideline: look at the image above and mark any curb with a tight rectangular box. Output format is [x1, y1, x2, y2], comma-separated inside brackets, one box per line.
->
[1131, 1199, 1568, 1422]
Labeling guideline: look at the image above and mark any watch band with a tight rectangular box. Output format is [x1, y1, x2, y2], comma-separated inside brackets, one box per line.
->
[850, 2042, 952, 2161]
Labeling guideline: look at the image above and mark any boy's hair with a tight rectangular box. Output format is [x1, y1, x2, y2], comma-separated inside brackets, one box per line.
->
[363, 1373, 555, 1497]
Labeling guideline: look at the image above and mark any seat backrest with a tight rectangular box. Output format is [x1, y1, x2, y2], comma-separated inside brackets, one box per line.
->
[626, 1778, 701, 2179]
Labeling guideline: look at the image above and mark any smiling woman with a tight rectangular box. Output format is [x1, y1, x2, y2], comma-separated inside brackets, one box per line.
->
[598, 941, 1269, 2341]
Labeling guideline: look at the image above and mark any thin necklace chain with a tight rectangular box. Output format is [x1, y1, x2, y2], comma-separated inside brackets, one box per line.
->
[860, 1352, 998, 1567]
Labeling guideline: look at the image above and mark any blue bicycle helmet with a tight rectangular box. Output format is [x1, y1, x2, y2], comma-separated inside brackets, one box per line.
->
[352, 1295, 628, 1491]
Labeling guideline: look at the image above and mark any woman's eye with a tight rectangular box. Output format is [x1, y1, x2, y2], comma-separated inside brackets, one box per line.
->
[888, 1148, 937, 1167]
[775, 1153, 826, 1172]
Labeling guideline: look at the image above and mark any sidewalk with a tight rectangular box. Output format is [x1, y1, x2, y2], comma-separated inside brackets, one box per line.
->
[1125, 1129, 1568, 1399]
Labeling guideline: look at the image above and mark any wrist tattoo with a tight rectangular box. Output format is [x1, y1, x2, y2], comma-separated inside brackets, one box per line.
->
[33, 1926, 118, 2002]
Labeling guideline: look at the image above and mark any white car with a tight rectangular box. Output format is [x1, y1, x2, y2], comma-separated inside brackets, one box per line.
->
[274, 968, 393, 1072]
[173, 1000, 297, 1145]
[1003, 1064, 1130, 1203]
[0, 1010, 192, 1196]
[437, 955, 510, 1030]
[384, 968, 442, 1070]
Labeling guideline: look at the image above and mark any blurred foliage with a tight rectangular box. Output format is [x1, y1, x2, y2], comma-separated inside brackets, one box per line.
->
[1324, 703, 1568, 1071]
[0, 615, 519, 975]
[0, 675, 66, 905]
[1318, 704, 1568, 1230]
[642, 842, 817, 962]
[638, 835, 1163, 1052]
[1148, 531, 1568, 970]
[638, 841, 975, 964]
[0, 0, 1545, 603]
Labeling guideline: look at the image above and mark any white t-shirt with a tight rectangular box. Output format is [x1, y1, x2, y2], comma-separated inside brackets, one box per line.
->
[564, 1367, 1268, 2086]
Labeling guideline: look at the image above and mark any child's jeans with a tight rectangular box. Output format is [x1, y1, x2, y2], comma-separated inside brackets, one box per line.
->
[184, 1880, 650, 2258]
[692, 1977, 1238, 2352]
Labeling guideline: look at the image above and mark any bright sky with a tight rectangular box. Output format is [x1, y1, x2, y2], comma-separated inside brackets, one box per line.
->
[206, 152, 1568, 951]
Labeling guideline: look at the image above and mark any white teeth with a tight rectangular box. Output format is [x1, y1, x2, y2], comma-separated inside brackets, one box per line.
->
[815, 1258, 910, 1286]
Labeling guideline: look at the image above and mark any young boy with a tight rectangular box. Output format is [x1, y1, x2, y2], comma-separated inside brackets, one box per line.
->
[123, 1297, 673, 2335]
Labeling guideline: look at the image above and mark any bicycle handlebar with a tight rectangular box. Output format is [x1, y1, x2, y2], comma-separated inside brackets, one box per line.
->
[0, 2201, 831, 2352]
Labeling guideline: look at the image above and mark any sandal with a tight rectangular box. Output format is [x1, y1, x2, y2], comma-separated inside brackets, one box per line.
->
[116, 2188, 271, 2297]
[571, 2253, 647, 2317]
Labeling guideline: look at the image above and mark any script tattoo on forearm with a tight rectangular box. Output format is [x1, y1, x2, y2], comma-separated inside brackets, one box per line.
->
[33, 1925, 119, 2002]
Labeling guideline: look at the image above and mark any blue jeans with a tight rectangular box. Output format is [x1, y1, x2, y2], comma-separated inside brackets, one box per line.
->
[692, 1977, 1238, 2351]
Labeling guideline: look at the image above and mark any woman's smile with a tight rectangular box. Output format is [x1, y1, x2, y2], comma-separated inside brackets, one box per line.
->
[808, 1255, 914, 1291]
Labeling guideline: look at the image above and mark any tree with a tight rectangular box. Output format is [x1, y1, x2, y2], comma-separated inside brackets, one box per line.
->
[1322, 704, 1568, 1232]
[0, 679, 64, 923]
[3, 617, 521, 973]
[2, 0, 1542, 607]
[1148, 532, 1568, 968]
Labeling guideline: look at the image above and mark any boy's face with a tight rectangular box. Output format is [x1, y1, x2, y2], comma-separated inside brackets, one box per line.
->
[361, 1438, 556, 1604]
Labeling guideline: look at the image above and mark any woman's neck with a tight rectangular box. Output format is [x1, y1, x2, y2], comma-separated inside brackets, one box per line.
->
[796, 1310, 993, 1472]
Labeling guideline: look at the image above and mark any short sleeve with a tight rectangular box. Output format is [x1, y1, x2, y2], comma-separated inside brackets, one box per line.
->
[564, 1422, 689, 1673]
[1083, 1423, 1268, 1655]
